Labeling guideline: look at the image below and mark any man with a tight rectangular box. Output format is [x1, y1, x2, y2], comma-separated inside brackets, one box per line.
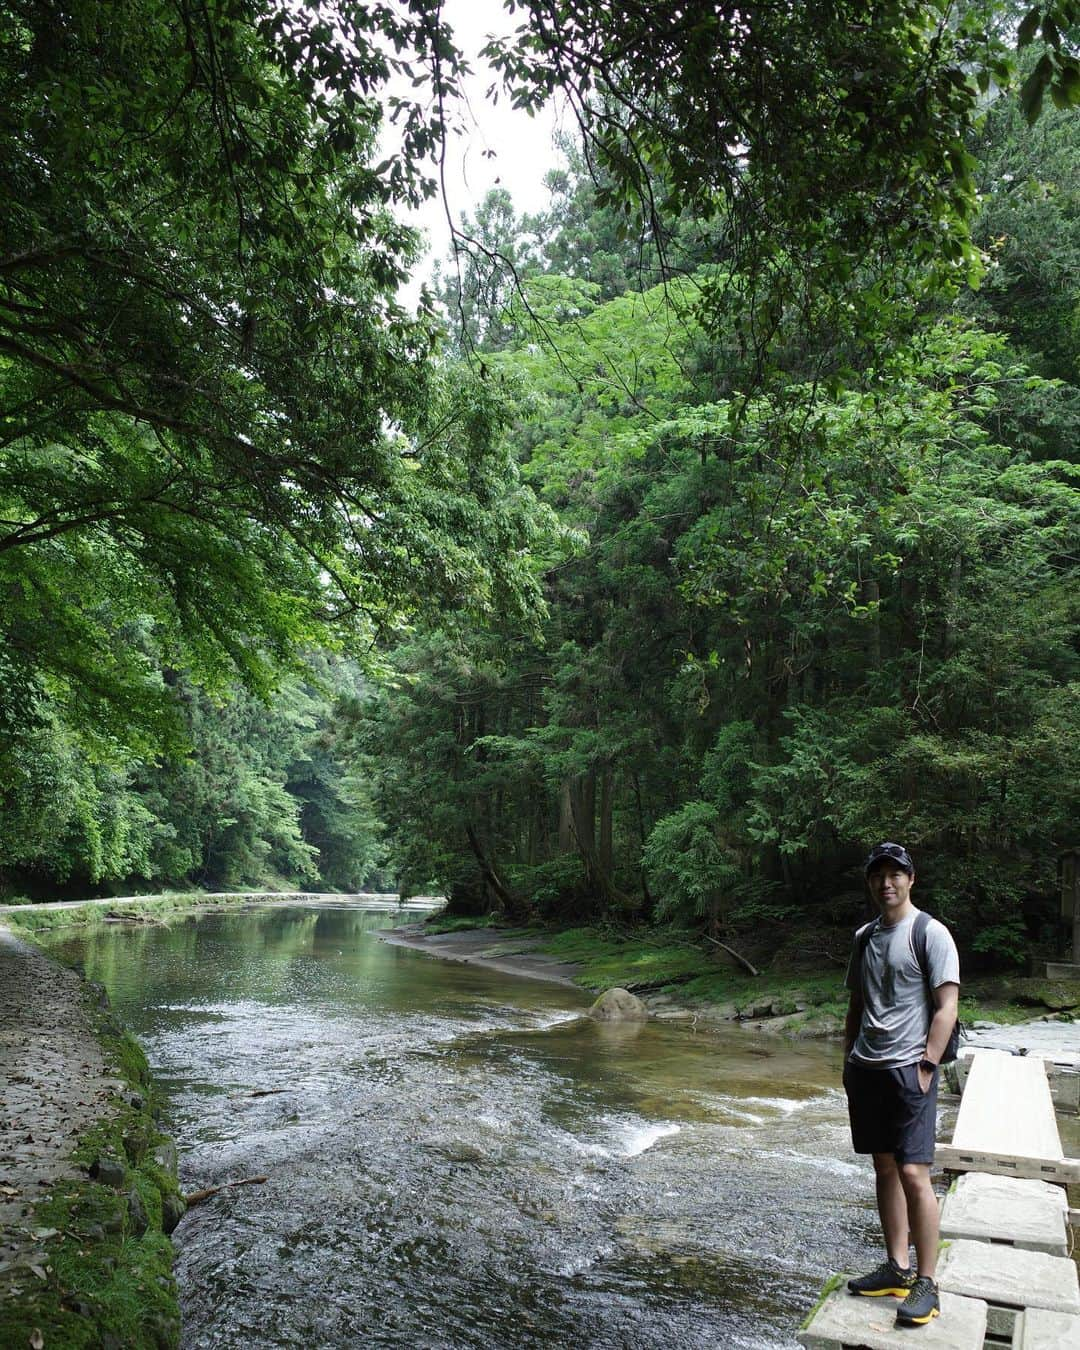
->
[842, 841, 960, 1328]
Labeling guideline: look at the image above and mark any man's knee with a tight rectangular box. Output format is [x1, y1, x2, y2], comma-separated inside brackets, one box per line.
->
[897, 1161, 932, 1195]
[872, 1152, 899, 1177]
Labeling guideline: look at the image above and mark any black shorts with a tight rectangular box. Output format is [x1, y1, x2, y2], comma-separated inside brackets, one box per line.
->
[842, 1059, 939, 1165]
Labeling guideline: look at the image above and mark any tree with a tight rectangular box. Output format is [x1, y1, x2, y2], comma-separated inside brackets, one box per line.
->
[487, 3, 1080, 373]
[0, 0, 546, 753]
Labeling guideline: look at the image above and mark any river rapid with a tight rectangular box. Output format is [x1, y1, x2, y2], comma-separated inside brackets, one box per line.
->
[42, 903, 887, 1349]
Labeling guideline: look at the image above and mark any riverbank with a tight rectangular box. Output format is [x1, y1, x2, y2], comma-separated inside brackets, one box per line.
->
[0, 889, 442, 935]
[390, 918, 1080, 1039]
[0, 928, 184, 1348]
[380, 924, 585, 987]
[383, 920, 850, 1035]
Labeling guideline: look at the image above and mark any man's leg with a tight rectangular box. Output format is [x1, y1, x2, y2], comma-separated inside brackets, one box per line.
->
[898, 1163, 939, 1277]
[872, 1152, 911, 1269]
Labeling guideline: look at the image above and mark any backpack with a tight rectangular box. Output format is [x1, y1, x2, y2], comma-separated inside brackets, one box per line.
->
[855, 910, 963, 1063]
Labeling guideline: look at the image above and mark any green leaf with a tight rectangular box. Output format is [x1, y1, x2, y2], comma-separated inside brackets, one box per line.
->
[1017, 8, 1041, 47]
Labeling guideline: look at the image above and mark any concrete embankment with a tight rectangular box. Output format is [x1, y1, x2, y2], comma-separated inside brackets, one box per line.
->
[0, 927, 184, 1349]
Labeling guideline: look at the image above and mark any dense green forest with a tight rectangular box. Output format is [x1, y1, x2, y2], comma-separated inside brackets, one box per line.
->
[2, 3, 1078, 966]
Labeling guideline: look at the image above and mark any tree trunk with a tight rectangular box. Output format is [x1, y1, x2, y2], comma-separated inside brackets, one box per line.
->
[861, 578, 880, 669]
[558, 779, 574, 853]
[570, 770, 635, 911]
[598, 767, 614, 874]
[464, 823, 531, 921]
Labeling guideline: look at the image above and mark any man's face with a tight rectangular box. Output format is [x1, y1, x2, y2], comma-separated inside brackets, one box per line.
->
[867, 863, 914, 920]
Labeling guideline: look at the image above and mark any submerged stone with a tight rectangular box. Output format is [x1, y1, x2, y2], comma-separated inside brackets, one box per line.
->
[588, 988, 648, 1022]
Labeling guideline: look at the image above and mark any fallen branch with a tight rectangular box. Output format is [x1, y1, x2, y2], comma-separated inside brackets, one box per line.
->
[702, 934, 760, 976]
[183, 1175, 268, 1207]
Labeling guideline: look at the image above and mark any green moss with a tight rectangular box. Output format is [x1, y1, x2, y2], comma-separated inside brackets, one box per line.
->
[529, 924, 851, 1030]
[799, 1272, 844, 1329]
[538, 925, 718, 989]
[0, 971, 184, 1348]
[422, 913, 506, 935]
[0, 1179, 179, 1350]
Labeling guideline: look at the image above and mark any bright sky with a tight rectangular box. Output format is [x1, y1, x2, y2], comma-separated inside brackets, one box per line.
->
[392, 0, 567, 294]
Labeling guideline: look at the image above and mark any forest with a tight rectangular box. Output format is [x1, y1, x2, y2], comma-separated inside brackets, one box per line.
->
[2, 1, 1079, 969]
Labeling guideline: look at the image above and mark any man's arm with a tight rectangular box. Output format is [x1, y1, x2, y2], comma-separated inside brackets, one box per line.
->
[842, 989, 863, 1061]
[917, 981, 959, 1091]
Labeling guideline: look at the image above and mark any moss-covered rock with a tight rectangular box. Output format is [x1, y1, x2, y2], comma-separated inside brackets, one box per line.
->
[1004, 978, 1080, 1011]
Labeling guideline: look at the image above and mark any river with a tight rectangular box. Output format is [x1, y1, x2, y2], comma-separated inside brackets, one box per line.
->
[41, 901, 885, 1348]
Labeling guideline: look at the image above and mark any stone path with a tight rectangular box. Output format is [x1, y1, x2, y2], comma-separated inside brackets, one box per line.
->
[0, 928, 122, 1289]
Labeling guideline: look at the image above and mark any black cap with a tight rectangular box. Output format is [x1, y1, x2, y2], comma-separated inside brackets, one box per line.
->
[864, 842, 914, 876]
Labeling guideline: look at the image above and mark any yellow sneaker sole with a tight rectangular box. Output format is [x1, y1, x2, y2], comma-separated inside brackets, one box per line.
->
[897, 1307, 940, 1325]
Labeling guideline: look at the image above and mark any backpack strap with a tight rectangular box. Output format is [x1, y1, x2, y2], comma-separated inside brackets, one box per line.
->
[855, 917, 880, 996]
[911, 908, 962, 1062]
[911, 909, 932, 989]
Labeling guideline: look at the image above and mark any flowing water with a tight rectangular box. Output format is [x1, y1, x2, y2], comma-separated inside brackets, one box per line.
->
[42, 903, 888, 1348]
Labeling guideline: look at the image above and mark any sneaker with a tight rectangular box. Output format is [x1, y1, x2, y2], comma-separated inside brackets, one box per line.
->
[847, 1257, 915, 1297]
[895, 1275, 940, 1326]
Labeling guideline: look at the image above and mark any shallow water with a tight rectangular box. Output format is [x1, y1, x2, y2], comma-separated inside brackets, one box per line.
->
[44, 904, 885, 1348]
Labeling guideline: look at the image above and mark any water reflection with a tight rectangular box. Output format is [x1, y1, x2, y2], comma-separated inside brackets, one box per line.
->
[43, 906, 878, 1349]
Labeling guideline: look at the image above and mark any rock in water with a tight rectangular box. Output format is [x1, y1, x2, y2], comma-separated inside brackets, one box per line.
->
[161, 1191, 186, 1235]
[588, 988, 648, 1022]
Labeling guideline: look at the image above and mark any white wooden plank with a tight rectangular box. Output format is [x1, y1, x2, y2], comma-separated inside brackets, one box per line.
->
[951, 1050, 1063, 1159]
[933, 1145, 1080, 1185]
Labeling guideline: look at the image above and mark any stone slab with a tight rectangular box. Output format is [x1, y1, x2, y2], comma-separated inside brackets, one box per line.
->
[937, 1239, 1080, 1316]
[939, 1172, 1069, 1255]
[797, 1281, 985, 1350]
[1014, 1306, 1080, 1349]
[1044, 963, 1080, 980]
[952, 1051, 1063, 1159]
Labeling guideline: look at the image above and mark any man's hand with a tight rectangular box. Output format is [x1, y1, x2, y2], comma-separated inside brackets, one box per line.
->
[917, 1063, 934, 1094]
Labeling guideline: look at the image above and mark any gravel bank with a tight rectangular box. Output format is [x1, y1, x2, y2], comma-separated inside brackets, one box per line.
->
[0, 928, 124, 1284]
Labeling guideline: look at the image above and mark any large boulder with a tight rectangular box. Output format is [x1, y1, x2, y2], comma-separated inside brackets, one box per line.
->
[588, 988, 648, 1022]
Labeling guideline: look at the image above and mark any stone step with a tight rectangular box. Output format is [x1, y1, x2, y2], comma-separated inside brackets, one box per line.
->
[937, 1239, 1080, 1342]
[1012, 1306, 1080, 1349]
[939, 1172, 1069, 1256]
[797, 1278, 985, 1350]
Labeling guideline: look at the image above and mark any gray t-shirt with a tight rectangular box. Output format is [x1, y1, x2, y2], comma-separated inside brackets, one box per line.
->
[844, 908, 960, 1067]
